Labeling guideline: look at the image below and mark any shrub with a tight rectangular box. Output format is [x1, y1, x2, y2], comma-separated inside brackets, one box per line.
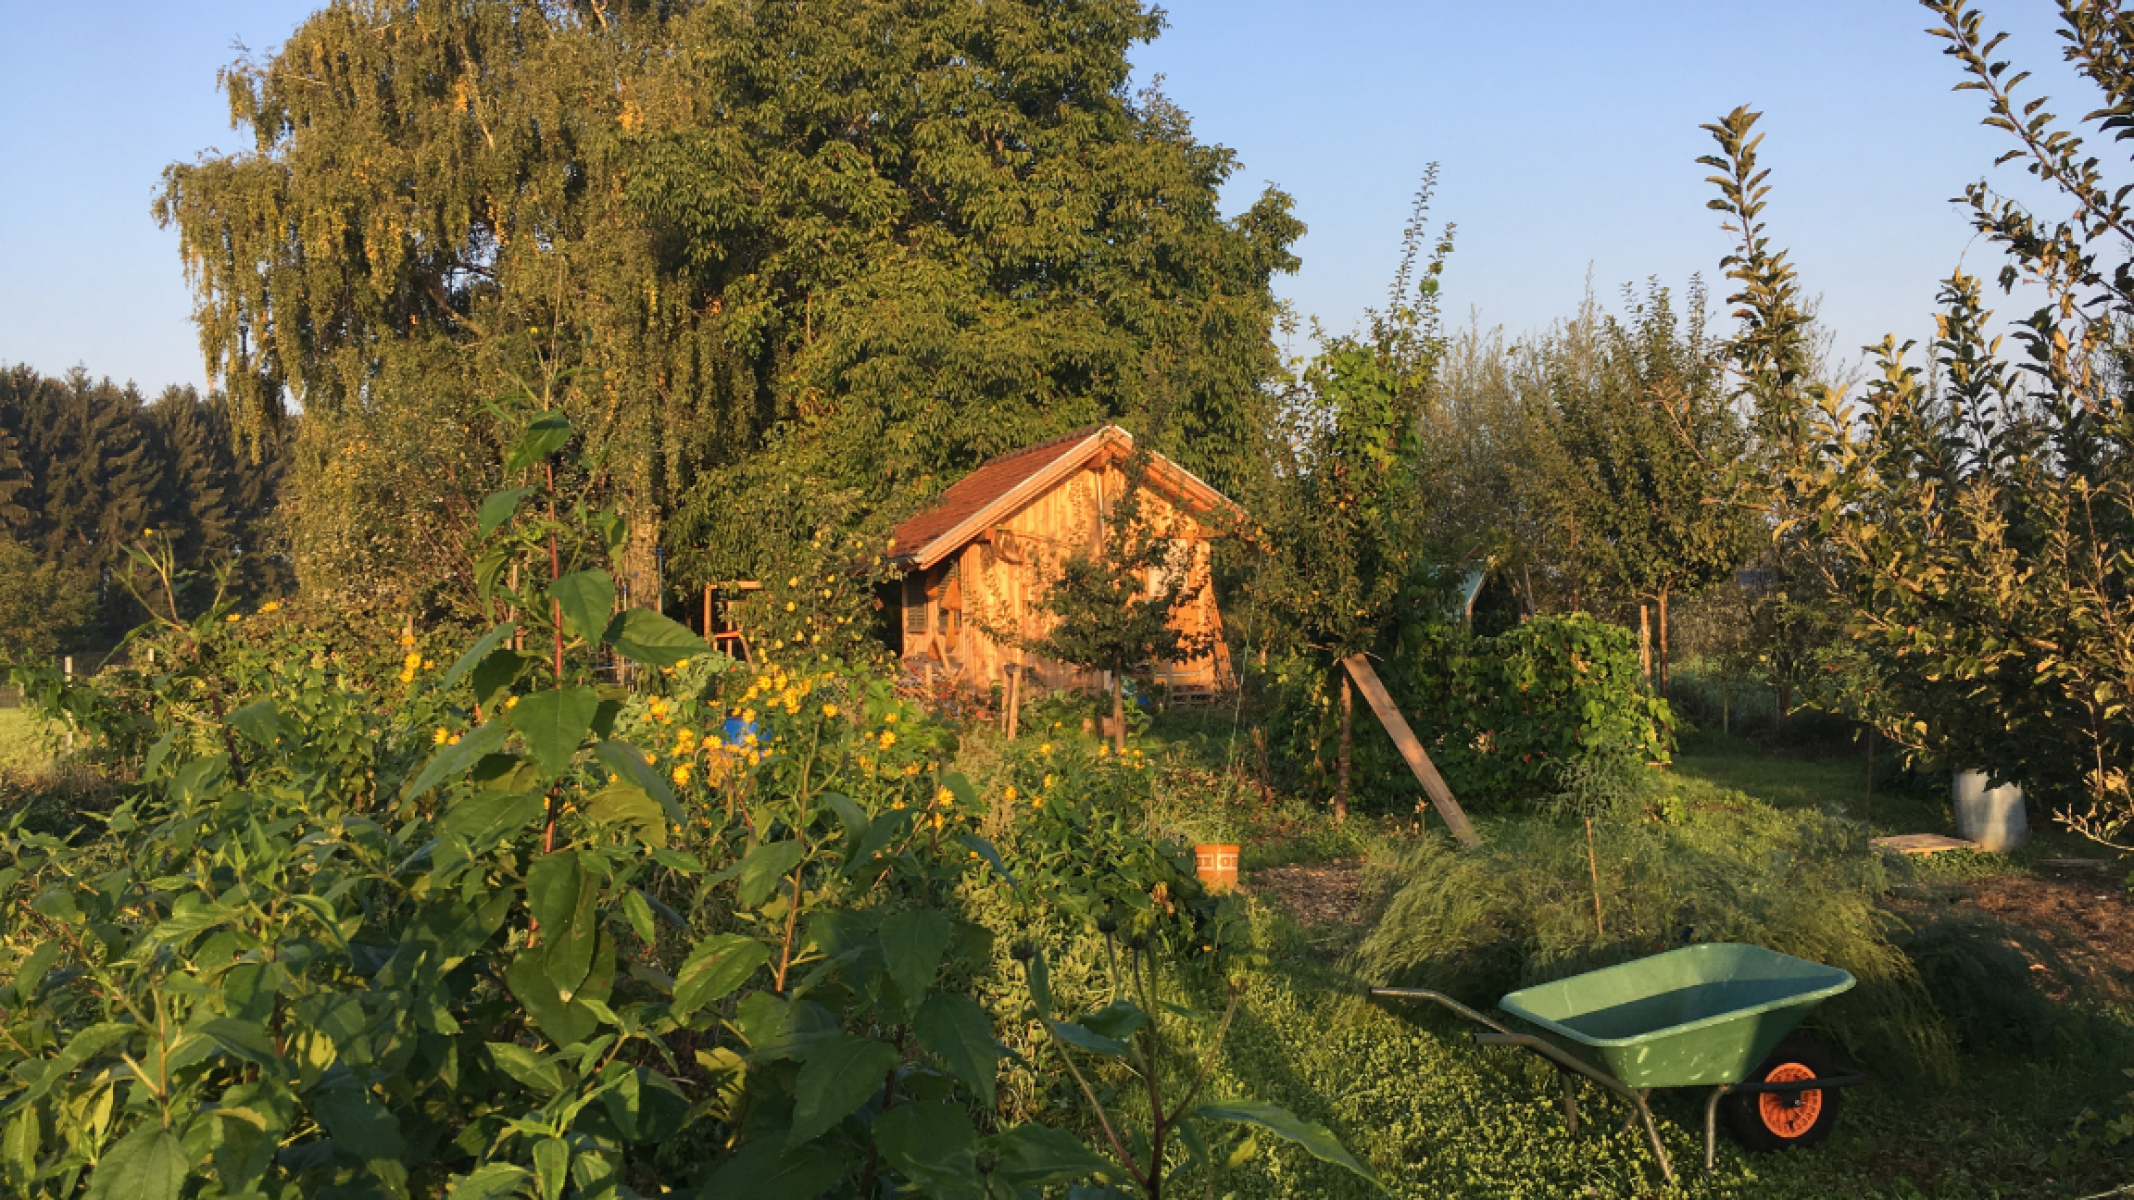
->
[1253, 612, 1673, 814]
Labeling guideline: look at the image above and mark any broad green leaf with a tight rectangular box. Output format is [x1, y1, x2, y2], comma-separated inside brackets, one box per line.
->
[4, 1109, 41, 1193]
[873, 1103, 981, 1198]
[478, 487, 536, 538]
[600, 1064, 689, 1145]
[402, 720, 511, 802]
[982, 1123, 1116, 1189]
[508, 931, 614, 1047]
[1078, 1001, 1148, 1042]
[226, 700, 283, 747]
[509, 687, 599, 778]
[913, 993, 1000, 1107]
[705, 1141, 842, 1200]
[532, 1137, 570, 1200]
[526, 852, 599, 998]
[84, 1123, 189, 1200]
[487, 1042, 567, 1095]
[27, 1024, 134, 1101]
[447, 1162, 534, 1200]
[736, 839, 806, 909]
[470, 649, 531, 711]
[671, 934, 771, 1017]
[313, 1087, 406, 1163]
[787, 1034, 899, 1148]
[603, 608, 708, 667]
[822, 792, 868, 841]
[1193, 1101, 1381, 1187]
[440, 789, 547, 851]
[1044, 1019, 1130, 1059]
[1027, 950, 1053, 1016]
[879, 909, 953, 1008]
[505, 414, 572, 473]
[548, 570, 616, 645]
[583, 779, 665, 846]
[441, 624, 517, 692]
[197, 1018, 278, 1067]
[594, 740, 680, 822]
[623, 890, 657, 946]
[13, 939, 61, 1000]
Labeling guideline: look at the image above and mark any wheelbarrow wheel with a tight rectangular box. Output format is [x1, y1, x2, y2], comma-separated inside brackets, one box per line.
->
[1722, 1035, 1844, 1153]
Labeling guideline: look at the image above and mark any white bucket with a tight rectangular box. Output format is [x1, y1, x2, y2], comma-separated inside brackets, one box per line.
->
[1952, 770, 2030, 853]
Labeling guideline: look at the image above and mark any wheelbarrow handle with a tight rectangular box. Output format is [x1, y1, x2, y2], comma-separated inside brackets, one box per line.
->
[1365, 987, 1515, 1036]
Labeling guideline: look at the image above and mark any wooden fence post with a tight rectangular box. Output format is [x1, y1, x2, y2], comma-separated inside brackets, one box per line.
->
[1340, 654, 1482, 849]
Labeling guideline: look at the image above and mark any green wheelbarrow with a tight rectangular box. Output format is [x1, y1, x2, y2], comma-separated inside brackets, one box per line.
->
[1371, 942, 1863, 1183]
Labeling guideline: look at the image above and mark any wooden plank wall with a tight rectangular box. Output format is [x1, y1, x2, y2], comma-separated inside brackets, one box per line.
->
[904, 459, 1230, 696]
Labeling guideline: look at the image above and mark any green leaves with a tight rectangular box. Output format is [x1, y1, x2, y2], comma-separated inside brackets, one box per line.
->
[879, 908, 953, 1007]
[83, 1123, 190, 1200]
[441, 623, 517, 692]
[401, 720, 511, 802]
[671, 935, 771, 1018]
[1194, 1100, 1381, 1187]
[603, 609, 708, 667]
[913, 994, 1001, 1107]
[526, 852, 602, 998]
[787, 1034, 899, 1147]
[736, 840, 806, 909]
[505, 414, 573, 474]
[874, 1103, 981, 1197]
[477, 487, 536, 538]
[509, 687, 599, 777]
[982, 1124, 1116, 1190]
[549, 570, 616, 645]
[705, 1142, 842, 1200]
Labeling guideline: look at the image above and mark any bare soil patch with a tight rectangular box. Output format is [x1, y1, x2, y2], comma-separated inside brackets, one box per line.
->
[1961, 870, 2134, 1002]
[1243, 858, 1372, 930]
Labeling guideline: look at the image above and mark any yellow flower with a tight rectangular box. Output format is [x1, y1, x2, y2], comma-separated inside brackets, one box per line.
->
[883, 712, 898, 725]
[650, 697, 669, 715]
[1003, 785, 1017, 802]
[1097, 744, 1110, 758]
[433, 728, 450, 745]
[421, 659, 434, 671]
[259, 601, 281, 614]
[676, 657, 690, 669]
[787, 576, 800, 588]
[672, 765, 692, 786]
[225, 613, 242, 623]
[505, 695, 519, 709]
[401, 633, 416, 648]
[785, 601, 796, 612]
[932, 814, 944, 831]
[399, 670, 415, 684]
[902, 763, 920, 776]
[822, 703, 839, 718]
[744, 733, 759, 746]
[935, 787, 954, 808]
[741, 707, 757, 723]
[1039, 742, 1053, 756]
[1043, 774, 1055, 789]
[448, 735, 461, 746]
[878, 730, 897, 749]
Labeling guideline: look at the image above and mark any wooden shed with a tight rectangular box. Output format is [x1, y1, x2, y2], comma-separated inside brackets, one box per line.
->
[887, 425, 1236, 700]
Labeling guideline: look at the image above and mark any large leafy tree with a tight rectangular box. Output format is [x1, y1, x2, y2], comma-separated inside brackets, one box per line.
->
[1520, 283, 1759, 695]
[158, 0, 1300, 610]
[1704, 0, 2134, 845]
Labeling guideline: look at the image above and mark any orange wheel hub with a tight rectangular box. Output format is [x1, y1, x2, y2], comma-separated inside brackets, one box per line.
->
[1757, 1062, 1823, 1138]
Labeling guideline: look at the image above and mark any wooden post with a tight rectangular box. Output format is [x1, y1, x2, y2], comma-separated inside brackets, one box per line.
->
[1336, 672, 1352, 824]
[703, 582, 713, 638]
[1005, 663, 1022, 739]
[1638, 604, 1652, 682]
[1341, 654, 1482, 848]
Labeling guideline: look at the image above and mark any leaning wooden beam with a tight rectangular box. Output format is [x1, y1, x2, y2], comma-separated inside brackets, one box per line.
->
[1341, 654, 1482, 848]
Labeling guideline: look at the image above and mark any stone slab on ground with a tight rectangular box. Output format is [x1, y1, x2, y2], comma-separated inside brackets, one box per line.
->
[1872, 833, 1978, 855]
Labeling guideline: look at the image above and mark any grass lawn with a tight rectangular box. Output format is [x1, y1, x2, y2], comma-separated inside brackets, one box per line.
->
[0, 707, 57, 775]
[1133, 714, 2134, 1198]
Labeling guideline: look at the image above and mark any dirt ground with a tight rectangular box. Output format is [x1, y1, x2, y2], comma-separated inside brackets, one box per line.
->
[1242, 858, 1372, 930]
[1958, 867, 2134, 1002]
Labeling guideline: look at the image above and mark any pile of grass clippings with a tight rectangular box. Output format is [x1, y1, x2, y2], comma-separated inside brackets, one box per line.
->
[1349, 777, 1959, 1082]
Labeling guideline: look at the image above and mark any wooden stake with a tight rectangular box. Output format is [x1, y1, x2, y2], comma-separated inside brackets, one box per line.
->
[1586, 817, 1605, 938]
[1335, 672, 1352, 824]
[1005, 663, 1022, 739]
[1340, 654, 1482, 848]
[1638, 604, 1652, 682]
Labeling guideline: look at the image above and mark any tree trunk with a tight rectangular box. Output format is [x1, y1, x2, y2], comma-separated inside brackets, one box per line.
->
[1638, 604, 1652, 683]
[1111, 672, 1127, 754]
[1336, 671, 1352, 824]
[1656, 587, 1671, 700]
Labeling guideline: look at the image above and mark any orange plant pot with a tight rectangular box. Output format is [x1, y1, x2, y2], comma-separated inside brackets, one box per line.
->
[1193, 844, 1240, 893]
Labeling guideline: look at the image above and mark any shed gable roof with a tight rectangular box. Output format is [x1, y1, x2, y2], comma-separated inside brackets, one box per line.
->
[888, 425, 1233, 570]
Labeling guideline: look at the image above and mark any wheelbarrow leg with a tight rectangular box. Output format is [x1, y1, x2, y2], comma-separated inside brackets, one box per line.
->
[1559, 1070, 1579, 1138]
[1630, 1090, 1674, 1184]
[1703, 1085, 1732, 1174]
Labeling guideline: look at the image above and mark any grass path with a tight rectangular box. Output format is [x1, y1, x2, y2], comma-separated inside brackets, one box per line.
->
[0, 708, 56, 775]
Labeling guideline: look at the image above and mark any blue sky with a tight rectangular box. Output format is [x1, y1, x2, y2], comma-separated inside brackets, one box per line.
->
[0, 1, 2085, 392]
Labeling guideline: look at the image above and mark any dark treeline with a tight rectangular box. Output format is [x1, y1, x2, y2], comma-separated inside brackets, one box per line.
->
[0, 364, 288, 658]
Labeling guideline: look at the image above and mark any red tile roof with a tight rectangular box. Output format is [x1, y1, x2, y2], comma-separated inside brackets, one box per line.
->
[888, 427, 1102, 563]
